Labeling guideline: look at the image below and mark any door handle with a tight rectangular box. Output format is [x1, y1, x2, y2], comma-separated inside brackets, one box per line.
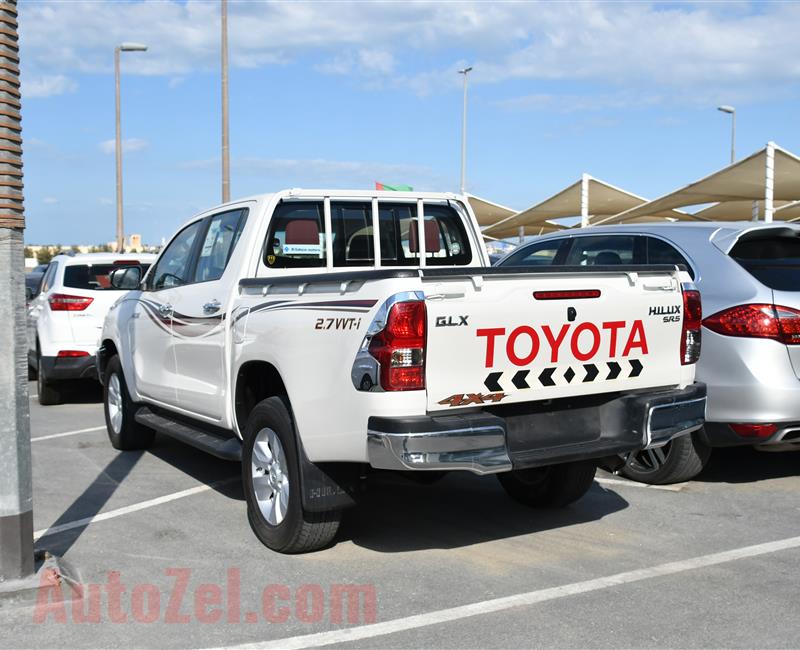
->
[158, 303, 173, 317]
[203, 300, 221, 314]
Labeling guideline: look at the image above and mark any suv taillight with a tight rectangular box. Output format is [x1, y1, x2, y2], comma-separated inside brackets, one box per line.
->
[368, 301, 426, 390]
[703, 303, 800, 345]
[681, 284, 702, 365]
[48, 293, 94, 311]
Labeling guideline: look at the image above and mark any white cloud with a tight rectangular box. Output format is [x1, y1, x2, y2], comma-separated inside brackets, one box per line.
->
[17, 2, 800, 105]
[181, 156, 442, 189]
[42, 197, 58, 204]
[21, 74, 77, 98]
[98, 138, 148, 155]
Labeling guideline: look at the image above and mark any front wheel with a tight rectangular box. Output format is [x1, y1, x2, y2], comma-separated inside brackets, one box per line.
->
[103, 355, 154, 451]
[242, 396, 341, 553]
[497, 461, 597, 508]
[621, 433, 710, 485]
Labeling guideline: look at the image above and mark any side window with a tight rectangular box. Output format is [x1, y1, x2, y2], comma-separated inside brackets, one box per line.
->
[193, 209, 248, 283]
[149, 220, 204, 290]
[564, 235, 641, 266]
[40, 262, 59, 293]
[263, 201, 326, 269]
[501, 240, 565, 267]
[647, 237, 695, 279]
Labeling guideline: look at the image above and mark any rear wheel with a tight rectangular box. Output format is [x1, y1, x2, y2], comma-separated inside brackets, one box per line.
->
[497, 461, 596, 508]
[37, 354, 61, 406]
[103, 355, 154, 450]
[621, 433, 710, 485]
[242, 396, 341, 553]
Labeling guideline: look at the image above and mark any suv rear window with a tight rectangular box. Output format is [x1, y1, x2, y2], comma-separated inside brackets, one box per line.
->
[64, 263, 152, 291]
[730, 233, 800, 291]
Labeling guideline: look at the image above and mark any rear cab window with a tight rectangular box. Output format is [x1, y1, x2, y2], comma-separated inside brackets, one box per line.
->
[730, 231, 800, 291]
[64, 263, 152, 291]
[263, 199, 472, 269]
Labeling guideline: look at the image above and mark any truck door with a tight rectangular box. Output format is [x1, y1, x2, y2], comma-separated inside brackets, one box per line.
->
[170, 208, 248, 420]
[133, 218, 205, 405]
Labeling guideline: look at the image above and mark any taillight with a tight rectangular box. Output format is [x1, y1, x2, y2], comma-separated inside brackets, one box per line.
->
[681, 284, 702, 365]
[57, 350, 90, 358]
[703, 304, 800, 345]
[729, 423, 777, 439]
[368, 301, 426, 391]
[48, 293, 94, 311]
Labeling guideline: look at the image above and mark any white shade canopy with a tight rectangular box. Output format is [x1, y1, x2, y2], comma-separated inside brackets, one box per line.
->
[482, 175, 690, 239]
[597, 143, 800, 225]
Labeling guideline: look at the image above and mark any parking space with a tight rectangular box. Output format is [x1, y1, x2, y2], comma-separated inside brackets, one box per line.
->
[2, 382, 799, 648]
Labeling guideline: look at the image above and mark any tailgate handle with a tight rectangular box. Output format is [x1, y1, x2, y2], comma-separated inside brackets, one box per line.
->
[425, 293, 465, 301]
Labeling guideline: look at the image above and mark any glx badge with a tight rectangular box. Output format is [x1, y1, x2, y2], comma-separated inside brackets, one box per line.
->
[435, 315, 469, 327]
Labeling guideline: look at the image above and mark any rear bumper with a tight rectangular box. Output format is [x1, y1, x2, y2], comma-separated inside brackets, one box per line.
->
[39, 354, 97, 381]
[368, 383, 706, 474]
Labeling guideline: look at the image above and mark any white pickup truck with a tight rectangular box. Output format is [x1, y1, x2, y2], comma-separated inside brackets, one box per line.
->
[99, 189, 706, 553]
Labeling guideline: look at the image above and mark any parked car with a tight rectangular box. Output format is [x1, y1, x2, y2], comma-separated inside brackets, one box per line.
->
[27, 252, 155, 405]
[98, 189, 705, 553]
[497, 221, 800, 484]
[25, 263, 47, 300]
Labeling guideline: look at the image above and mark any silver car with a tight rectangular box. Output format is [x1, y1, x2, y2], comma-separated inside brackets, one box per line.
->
[497, 221, 800, 484]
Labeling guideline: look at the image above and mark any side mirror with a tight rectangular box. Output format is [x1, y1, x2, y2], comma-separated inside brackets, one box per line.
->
[109, 265, 142, 290]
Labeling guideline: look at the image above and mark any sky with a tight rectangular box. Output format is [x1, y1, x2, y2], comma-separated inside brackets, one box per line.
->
[18, 0, 800, 245]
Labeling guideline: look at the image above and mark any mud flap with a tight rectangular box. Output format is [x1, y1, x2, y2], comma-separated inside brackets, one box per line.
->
[297, 442, 362, 512]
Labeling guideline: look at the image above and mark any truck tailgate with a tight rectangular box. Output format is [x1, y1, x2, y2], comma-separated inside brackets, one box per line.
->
[424, 269, 686, 412]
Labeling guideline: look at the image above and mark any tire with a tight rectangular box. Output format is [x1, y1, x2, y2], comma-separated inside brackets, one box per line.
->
[103, 355, 154, 450]
[242, 396, 341, 553]
[37, 354, 61, 406]
[497, 461, 597, 508]
[621, 432, 710, 485]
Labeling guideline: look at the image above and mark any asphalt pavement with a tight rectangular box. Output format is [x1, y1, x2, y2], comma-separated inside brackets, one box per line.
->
[1, 380, 799, 648]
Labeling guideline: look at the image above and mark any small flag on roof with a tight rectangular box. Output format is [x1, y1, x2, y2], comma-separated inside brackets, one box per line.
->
[375, 182, 413, 191]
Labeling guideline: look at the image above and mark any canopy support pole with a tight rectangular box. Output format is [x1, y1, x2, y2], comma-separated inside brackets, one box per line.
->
[580, 173, 590, 228]
[518, 225, 524, 244]
[764, 142, 775, 223]
[751, 200, 760, 222]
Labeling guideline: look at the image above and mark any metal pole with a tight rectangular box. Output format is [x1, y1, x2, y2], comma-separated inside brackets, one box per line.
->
[0, 0, 33, 582]
[458, 66, 472, 195]
[764, 141, 775, 223]
[518, 225, 524, 244]
[221, 0, 230, 203]
[730, 110, 736, 165]
[114, 46, 123, 252]
[580, 173, 590, 228]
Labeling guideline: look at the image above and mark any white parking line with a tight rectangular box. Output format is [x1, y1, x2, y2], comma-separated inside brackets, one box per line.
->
[33, 481, 235, 541]
[31, 425, 106, 442]
[224, 535, 800, 650]
[595, 476, 689, 492]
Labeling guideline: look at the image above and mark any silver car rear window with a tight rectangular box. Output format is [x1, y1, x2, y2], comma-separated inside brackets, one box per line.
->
[730, 235, 800, 291]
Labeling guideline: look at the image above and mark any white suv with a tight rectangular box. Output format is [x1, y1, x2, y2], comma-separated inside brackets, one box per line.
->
[27, 252, 155, 405]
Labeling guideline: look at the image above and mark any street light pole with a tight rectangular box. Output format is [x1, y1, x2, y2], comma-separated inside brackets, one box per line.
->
[221, 0, 230, 203]
[717, 105, 736, 164]
[458, 66, 472, 195]
[115, 42, 147, 253]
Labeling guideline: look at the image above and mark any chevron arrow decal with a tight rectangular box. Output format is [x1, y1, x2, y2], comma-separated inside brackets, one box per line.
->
[538, 367, 556, 387]
[512, 370, 530, 389]
[583, 364, 599, 382]
[484, 372, 503, 392]
[607, 361, 621, 380]
[629, 359, 643, 377]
